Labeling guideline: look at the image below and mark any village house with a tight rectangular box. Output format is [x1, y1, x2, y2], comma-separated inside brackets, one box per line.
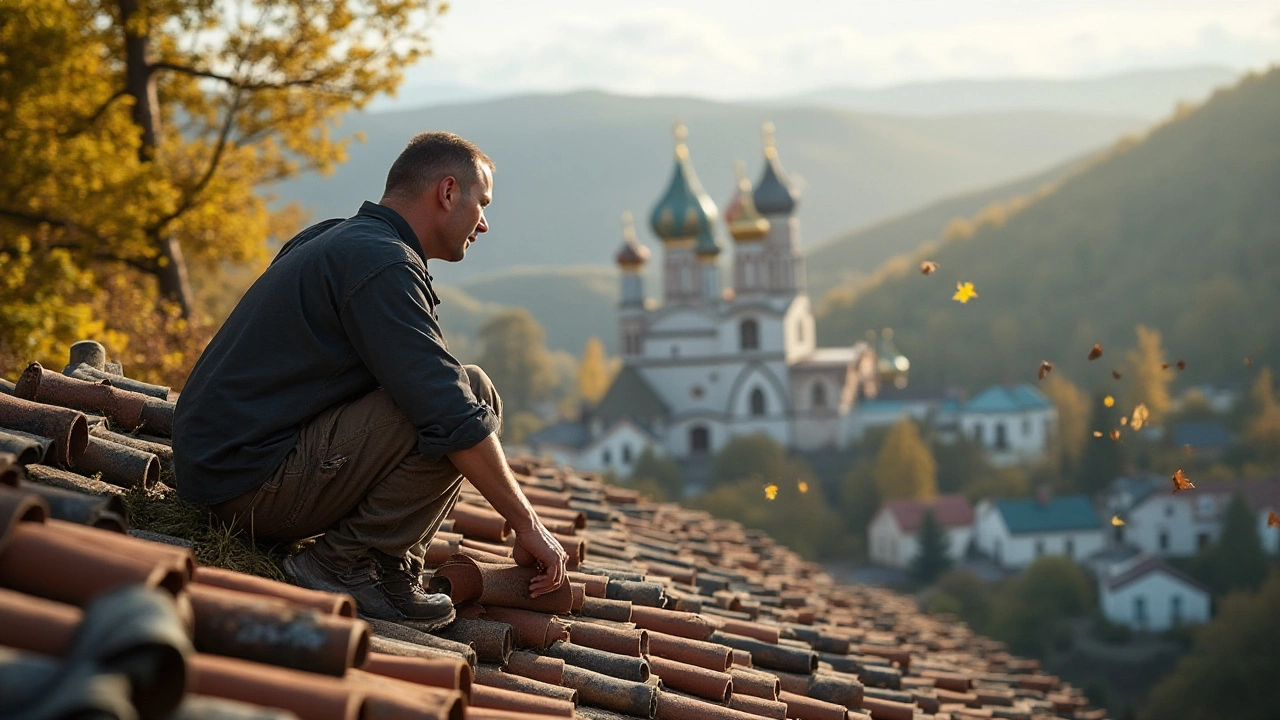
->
[956, 384, 1056, 467]
[1098, 554, 1212, 631]
[867, 494, 974, 569]
[974, 490, 1105, 569]
[1111, 476, 1280, 557]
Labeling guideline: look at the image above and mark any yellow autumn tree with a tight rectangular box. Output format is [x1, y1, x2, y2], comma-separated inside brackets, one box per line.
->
[0, 0, 444, 384]
[873, 417, 938, 501]
[1039, 372, 1089, 472]
[1245, 368, 1280, 463]
[1121, 324, 1173, 425]
[577, 336, 614, 405]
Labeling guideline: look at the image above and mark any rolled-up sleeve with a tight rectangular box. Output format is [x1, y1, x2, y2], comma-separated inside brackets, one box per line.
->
[339, 262, 500, 459]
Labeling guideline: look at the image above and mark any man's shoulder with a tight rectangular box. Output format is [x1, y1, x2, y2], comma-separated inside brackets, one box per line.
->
[277, 214, 423, 272]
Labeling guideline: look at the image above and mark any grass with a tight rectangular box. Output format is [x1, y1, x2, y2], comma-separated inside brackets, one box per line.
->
[121, 484, 291, 580]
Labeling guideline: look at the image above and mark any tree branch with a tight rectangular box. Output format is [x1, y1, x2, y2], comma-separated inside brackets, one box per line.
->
[149, 88, 243, 233]
[150, 60, 328, 90]
[59, 90, 129, 138]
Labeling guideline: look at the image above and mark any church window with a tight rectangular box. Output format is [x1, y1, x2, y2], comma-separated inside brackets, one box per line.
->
[796, 320, 805, 344]
[811, 382, 827, 409]
[739, 318, 759, 351]
[690, 426, 710, 454]
[750, 388, 767, 417]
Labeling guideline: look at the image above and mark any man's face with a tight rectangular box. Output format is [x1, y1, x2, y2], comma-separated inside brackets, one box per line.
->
[441, 163, 492, 262]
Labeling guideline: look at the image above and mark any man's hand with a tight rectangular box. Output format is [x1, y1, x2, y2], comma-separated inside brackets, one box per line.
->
[514, 523, 569, 598]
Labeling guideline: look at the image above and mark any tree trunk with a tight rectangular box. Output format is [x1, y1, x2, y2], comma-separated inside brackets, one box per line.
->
[119, 0, 195, 319]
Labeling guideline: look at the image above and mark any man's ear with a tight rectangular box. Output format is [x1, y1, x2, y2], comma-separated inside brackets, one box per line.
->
[436, 176, 457, 210]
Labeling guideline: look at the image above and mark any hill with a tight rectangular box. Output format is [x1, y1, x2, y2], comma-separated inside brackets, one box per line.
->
[814, 69, 1280, 390]
[270, 91, 1144, 282]
[804, 154, 1095, 298]
[785, 66, 1237, 120]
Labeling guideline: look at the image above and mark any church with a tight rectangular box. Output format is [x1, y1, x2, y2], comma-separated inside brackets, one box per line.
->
[528, 123, 906, 476]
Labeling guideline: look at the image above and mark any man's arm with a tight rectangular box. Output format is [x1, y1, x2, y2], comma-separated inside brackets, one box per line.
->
[447, 432, 568, 597]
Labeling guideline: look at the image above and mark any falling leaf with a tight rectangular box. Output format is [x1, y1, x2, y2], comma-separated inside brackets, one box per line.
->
[1088, 344, 1103, 361]
[1112, 370, 1122, 380]
[797, 480, 809, 494]
[952, 282, 978, 304]
[1038, 360, 1054, 380]
[1111, 515, 1126, 527]
[764, 484, 778, 501]
[920, 261, 939, 276]
[1161, 363, 1170, 370]
[1131, 404, 1149, 431]
[1269, 511, 1280, 528]
[1171, 469, 1195, 494]
[1109, 429, 1122, 441]
[1176, 359, 1186, 370]
[1104, 395, 1115, 407]
[1093, 431, 1104, 438]
[1120, 416, 1129, 426]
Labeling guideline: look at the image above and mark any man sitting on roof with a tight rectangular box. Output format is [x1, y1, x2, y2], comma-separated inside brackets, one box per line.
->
[172, 132, 567, 630]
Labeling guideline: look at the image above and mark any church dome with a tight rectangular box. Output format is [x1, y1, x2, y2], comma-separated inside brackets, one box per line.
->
[615, 211, 650, 267]
[724, 161, 770, 242]
[650, 123, 720, 255]
[752, 122, 799, 216]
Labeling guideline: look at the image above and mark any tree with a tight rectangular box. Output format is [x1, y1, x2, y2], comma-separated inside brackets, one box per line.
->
[927, 570, 994, 630]
[0, 0, 441, 381]
[1040, 372, 1090, 478]
[692, 475, 841, 559]
[1244, 368, 1280, 463]
[873, 418, 937, 500]
[577, 337, 613, 405]
[713, 433, 792, 487]
[990, 556, 1094, 655]
[1203, 492, 1268, 595]
[1122, 325, 1173, 425]
[911, 509, 953, 585]
[477, 309, 559, 417]
[1078, 391, 1127, 496]
[628, 447, 684, 501]
[1142, 571, 1280, 720]
[933, 435, 993, 496]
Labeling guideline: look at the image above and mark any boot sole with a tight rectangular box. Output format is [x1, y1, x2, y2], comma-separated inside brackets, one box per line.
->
[360, 604, 457, 633]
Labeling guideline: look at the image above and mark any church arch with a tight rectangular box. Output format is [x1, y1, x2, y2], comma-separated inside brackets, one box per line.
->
[749, 387, 767, 416]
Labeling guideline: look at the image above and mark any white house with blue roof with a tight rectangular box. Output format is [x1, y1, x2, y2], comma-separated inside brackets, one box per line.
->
[958, 384, 1057, 467]
[975, 490, 1106, 569]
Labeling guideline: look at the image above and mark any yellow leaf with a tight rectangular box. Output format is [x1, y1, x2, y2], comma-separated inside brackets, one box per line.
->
[764, 484, 778, 501]
[1093, 430, 1104, 438]
[1111, 515, 1126, 527]
[952, 282, 977, 304]
[1109, 429, 1122, 441]
[1104, 395, 1115, 407]
[797, 481, 809, 494]
[1131, 403, 1149, 431]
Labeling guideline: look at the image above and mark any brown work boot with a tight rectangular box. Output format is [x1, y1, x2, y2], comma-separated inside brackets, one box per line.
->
[282, 546, 453, 631]
[371, 550, 456, 632]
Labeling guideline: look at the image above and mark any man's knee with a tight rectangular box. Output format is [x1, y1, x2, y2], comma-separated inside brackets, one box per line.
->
[462, 364, 503, 424]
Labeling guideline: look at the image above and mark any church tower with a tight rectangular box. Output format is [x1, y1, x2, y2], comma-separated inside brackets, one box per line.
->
[725, 160, 770, 296]
[649, 124, 720, 306]
[614, 211, 649, 362]
[752, 122, 804, 296]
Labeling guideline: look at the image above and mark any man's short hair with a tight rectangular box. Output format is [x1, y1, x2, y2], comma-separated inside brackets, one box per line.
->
[383, 131, 494, 202]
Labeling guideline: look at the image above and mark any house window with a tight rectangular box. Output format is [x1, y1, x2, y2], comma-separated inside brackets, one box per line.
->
[602, 449, 612, 466]
[750, 388, 767, 417]
[622, 444, 633, 464]
[1065, 538, 1075, 559]
[739, 318, 759, 351]
[1034, 539, 1045, 557]
[811, 382, 827, 409]
[1114, 525, 1125, 544]
[1134, 597, 1147, 627]
[974, 424, 984, 444]
[1159, 531, 1169, 551]
[1165, 502, 1174, 517]
[1171, 595, 1183, 624]
[689, 426, 710, 454]
[1197, 532, 1211, 550]
[995, 423, 1008, 450]
[1022, 418, 1031, 436]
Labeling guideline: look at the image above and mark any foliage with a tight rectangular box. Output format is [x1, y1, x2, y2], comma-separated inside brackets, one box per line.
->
[627, 447, 684, 501]
[1121, 325, 1173, 425]
[713, 433, 796, 487]
[911, 509, 953, 585]
[502, 411, 545, 446]
[1078, 392, 1127, 496]
[927, 570, 994, 630]
[962, 466, 1031, 503]
[0, 0, 442, 384]
[476, 308, 559, 416]
[691, 475, 841, 559]
[932, 435, 995, 495]
[873, 418, 937, 501]
[815, 69, 1280, 389]
[1040, 372, 1091, 479]
[1244, 368, 1280, 463]
[989, 556, 1095, 655]
[1141, 570, 1280, 720]
[840, 460, 880, 554]
[1197, 492, 1269, 596]
[577, 337, 616, 406]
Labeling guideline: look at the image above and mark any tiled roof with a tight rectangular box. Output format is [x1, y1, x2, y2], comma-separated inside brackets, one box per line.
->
[882, 495, 974, 533]
[595, 367, 671, 426]
[963, 385, 1053, 415]
[1104, 554, 1211, 594]
[0, 343, 1102, 720]
[993, 495, 1102, 534]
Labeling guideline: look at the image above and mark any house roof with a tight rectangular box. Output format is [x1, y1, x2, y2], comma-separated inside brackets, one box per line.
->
[963, 384, 1053, 414]
[1172, 422, 1233, 450]
[526, 420, 591, 450]
[1195, 476, 1280, 512]
[993, 494, 1102, 534]
[593, 366, 671, 427]
[1105, 554, 1211, 594]
[882, 494, 974, 533]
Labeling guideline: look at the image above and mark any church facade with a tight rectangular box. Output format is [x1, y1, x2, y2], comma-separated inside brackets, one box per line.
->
[530, 124, 900, 475]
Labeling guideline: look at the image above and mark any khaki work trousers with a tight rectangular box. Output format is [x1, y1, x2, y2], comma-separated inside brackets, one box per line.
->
[211, 365, 501, 576]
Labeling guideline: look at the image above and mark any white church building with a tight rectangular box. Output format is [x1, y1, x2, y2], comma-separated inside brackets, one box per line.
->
[529, 124, 899, 472]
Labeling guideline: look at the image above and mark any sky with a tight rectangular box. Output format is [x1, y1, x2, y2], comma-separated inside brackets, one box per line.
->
[392, 0, 1280, 102]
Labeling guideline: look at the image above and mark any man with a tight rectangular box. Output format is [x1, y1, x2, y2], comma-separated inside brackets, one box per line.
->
[173, 132, 567, 631]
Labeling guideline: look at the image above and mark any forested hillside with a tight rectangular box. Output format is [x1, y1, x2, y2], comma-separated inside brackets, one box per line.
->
[815, 69, 1280, 390]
